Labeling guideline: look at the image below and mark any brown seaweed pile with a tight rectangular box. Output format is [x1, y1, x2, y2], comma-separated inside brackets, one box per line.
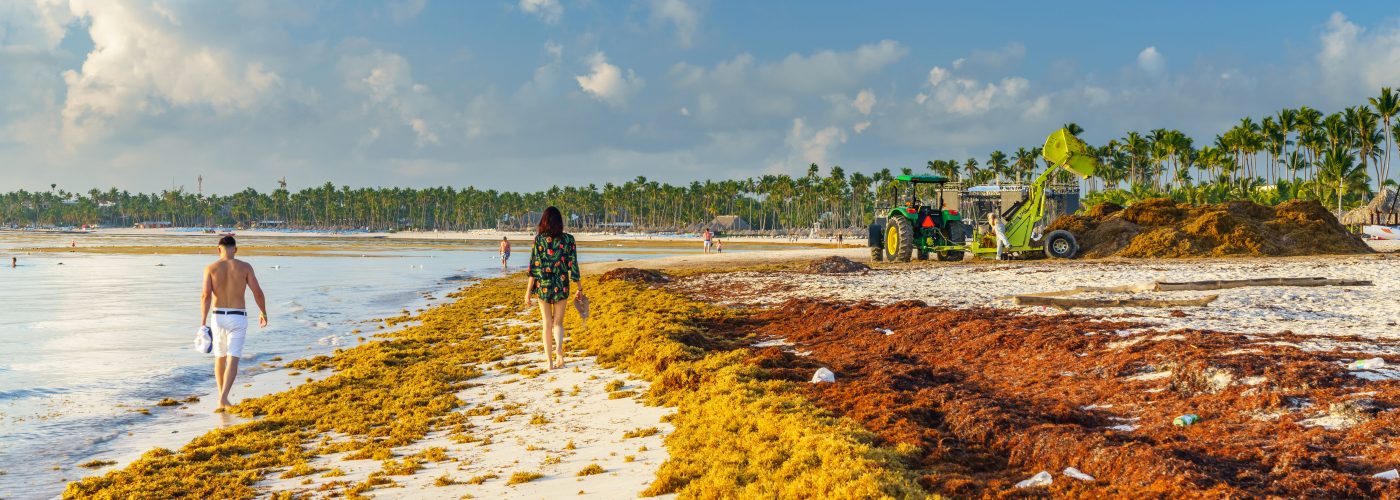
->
[751, 299, 1400, 497]
[1049, 198, 1372, 258]
[805, 256, 871, 274]
[599, 267, 671, 284]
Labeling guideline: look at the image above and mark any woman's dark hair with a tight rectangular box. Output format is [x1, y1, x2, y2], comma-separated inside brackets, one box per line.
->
[538, 206, 564, 236]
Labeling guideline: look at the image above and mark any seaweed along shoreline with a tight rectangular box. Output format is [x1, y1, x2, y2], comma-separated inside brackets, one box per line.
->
[62, 248, 922, 498]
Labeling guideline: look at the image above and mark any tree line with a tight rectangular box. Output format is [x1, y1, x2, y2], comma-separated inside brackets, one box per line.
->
[4, 88, 1398, 232]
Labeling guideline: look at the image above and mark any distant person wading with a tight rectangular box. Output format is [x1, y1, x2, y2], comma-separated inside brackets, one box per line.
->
[499, 236, 511, 270]
[523, 207, 584, 370]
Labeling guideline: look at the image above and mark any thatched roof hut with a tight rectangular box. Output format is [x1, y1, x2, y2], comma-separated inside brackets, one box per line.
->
[1342, 187, 1400, 225]
[708, 215, 752, 231]
[1341, 206, 1372, 225]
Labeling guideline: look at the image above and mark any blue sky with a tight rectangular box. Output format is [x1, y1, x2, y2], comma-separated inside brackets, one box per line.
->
[2, 0, 1399, 194]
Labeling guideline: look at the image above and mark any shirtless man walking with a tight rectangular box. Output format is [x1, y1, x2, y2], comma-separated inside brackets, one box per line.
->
[200, 236, 268, 410]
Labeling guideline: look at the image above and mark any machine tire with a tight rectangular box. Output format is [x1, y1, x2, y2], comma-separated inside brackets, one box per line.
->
[870, 247, 884, 262]
[884, 216, 914, 262]
[939, 222, 966, 261]
[1044, 230, 1079, 259]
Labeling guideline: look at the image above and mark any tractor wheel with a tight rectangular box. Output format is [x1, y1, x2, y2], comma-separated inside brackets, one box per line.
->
[870, 246, 884, 262]
[1044, 230, 1079, 259]
[939, 222, 966, 261]
[884, 217, 914, 262]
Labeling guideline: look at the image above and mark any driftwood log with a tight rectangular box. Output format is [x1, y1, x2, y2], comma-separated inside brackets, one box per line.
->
[1013, 277, 1371, 299]
[1013, 294, 1219, 311]
[1152, 277, 1372, 291]
[1009, 277, 1368, 311]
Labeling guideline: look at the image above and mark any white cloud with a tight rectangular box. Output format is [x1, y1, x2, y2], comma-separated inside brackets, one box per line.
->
[853, 121, 871, 134]
[679, 107, 690, 116]
[388, 0, 427, 23]
[519, 0, 562, 25]
[576, 52, 644, 106]
[1317, 12, 1400, 97]
[771, 117, 846, 171]
[57, 0, 284, 144]
[649, 0, 700, 48]
[853, 89, 876, 115]
[669, 41, 906, 124]
[921, 64, 1031, 116]
[927, 66, 948, 86]
[761, 40, 906, 93]
[339, 48, 439, 147]
[1137, 46, 1165, 76]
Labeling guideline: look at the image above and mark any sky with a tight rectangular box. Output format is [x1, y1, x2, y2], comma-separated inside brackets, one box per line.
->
[2, 0, 1400, 195]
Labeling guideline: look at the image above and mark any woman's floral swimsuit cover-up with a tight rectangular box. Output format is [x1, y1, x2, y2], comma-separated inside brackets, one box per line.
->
[528, 232, 580, 303]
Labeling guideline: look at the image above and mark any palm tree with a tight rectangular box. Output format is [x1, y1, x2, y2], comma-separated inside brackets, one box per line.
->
[1370, 88, 1398, 187]
[1319, 146, 1367, 215]
[988, 151, 1008, 185]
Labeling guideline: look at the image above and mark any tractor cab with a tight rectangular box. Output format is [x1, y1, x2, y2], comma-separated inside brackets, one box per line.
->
[872, 174, 966, 262]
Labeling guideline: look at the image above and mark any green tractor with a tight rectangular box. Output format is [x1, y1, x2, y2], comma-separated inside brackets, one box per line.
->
[870, 174, 966, 262]
[868, 128, 1099, 262]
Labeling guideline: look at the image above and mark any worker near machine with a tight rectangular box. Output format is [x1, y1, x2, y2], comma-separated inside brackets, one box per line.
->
[867, 222, 882, 262]
[987, 213, 1010, 260]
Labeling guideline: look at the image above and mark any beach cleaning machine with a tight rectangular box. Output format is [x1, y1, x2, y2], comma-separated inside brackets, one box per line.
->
[870, 128, 1098, 261]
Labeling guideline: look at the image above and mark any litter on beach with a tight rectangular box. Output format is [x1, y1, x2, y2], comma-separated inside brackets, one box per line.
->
[1374, 469, 1399, 480]
[1349, 358, 1387, 370]
[1063, 467, 1095, 481]
[811, 367, 835, 383]
[1014, 471, 1053, 488]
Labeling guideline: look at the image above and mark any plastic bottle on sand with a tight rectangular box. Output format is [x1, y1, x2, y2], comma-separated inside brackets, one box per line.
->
[1173, 414, 1201, 427]
[1349, 358, 1387, 370]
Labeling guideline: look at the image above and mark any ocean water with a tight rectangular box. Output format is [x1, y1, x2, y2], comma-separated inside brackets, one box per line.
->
[0, 234, 694, 498]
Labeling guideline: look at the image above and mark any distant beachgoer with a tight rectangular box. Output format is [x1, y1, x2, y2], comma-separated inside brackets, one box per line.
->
[716, 240, 723, 253]
[200, 236, 269, 410]
[524, 207, 583, 370]
[499, 237, 511, 269]
[10, 257, 15, 268]
[702, 228, 713, 254]
[837, 233, 844, 247]
[987, 213, 1010, 260]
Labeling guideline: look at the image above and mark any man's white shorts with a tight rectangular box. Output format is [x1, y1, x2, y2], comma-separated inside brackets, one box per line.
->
[209, 309, 248, 358]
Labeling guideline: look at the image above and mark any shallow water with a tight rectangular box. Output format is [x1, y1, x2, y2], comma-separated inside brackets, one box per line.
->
[0, 233, 690, 498]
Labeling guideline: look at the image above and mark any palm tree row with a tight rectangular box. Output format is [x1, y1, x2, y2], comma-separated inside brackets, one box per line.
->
[1085, 88, 1400, 215]
[6, 88, 1399, 231]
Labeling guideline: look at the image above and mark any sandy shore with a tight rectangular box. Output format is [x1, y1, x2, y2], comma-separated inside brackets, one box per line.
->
[62, 242, 1400, 497]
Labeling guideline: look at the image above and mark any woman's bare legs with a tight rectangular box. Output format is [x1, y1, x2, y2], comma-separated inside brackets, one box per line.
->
[538, 299, 557, 368]
[550, 300, 568, 368]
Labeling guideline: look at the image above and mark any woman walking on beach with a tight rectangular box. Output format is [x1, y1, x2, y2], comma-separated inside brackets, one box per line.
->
[523, 207, 582, 369]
